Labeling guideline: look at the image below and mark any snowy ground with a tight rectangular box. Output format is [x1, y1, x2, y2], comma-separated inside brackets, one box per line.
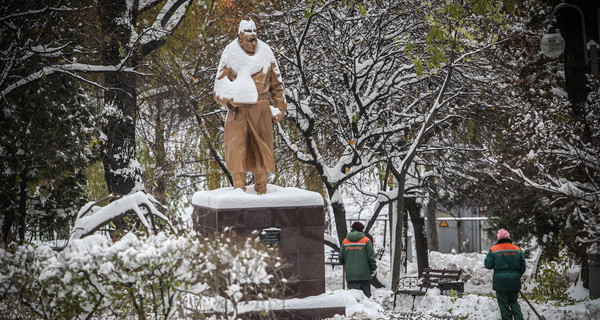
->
[320, 249, 600, 319]
[307, 188, 599, 319]
[182, 186, 599, 319]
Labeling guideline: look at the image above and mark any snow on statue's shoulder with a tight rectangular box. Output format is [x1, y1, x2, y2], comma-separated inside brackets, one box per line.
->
[214, 39, 277, 104]
[192, 184, 324, 209]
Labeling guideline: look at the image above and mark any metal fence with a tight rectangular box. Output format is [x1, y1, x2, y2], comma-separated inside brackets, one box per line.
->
[375, 313, 458, 320]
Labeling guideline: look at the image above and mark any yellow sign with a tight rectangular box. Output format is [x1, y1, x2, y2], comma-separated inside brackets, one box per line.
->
[439, 220, 449, 227]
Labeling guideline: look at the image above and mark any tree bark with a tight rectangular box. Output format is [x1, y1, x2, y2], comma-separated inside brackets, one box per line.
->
[327, 185, 349, 247]
[0, 173, 17, 246]
[406, 197, 428, 276]
[98, 0, 142, 196]
[153, 100, 167, 204]
[403, 206, 409, 272]
[391, 177, 405, 290]
[17, 167, 27, 244]
[365, 162, 391, 234]
[426, 175, 439, 251]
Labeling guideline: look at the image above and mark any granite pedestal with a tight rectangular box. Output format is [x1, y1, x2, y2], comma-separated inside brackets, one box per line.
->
[192, 184, 326, 299]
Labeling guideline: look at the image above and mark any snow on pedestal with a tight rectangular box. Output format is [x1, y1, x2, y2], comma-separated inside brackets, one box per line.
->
[192, 184, 324, 209]
[192, 184, 326, 299]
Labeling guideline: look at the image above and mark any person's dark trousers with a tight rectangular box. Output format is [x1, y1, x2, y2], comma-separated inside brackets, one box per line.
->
[347, 280, 372, 298]
[496, 290, 524, 320]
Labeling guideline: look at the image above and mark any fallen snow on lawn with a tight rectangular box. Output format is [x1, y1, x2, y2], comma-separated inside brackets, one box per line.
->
[322, 250, 600, 319]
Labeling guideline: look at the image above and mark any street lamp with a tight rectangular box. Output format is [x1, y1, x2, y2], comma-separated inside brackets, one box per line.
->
[540, 28, 565, 58]
[540, 3, 599, 75]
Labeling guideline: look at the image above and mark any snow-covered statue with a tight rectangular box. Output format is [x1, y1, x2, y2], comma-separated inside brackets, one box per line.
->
[213, 19, 287, 193]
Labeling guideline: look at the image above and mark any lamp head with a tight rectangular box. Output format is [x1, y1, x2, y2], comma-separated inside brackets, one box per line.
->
[541, 26, 565, 58]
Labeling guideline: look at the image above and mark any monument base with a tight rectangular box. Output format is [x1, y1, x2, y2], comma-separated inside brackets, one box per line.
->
[244, 307, 346, 319]
[192, 184, 326, 299]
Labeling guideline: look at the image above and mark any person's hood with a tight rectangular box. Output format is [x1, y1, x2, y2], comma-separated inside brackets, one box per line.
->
[347, 230, 366, 242]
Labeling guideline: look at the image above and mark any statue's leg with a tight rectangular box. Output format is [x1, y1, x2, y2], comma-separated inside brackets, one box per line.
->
[232, 172, 247, 191]
[253, 168, 267, 193]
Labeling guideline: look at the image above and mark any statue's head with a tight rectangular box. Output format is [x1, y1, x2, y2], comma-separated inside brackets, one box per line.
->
[238, 19, 257, 55]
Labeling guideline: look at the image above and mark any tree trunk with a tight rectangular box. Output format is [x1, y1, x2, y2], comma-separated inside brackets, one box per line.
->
[403, 207, 409, 272]
[98, 0, 142, 196]
[0, 173, 17, 246]
[327, 185, 349, 247]
[407, 197, 428, 276]
[153, 101, 167, 204]
[17, 167, 27, 244]
[426, 175, 439, 251]
[391, 178, 405, 290]
[365, 162, 391, 234]
[576, 245, 590, 289]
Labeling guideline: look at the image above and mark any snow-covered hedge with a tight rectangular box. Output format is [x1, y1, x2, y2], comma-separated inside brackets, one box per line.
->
[0, 231, 283, 319]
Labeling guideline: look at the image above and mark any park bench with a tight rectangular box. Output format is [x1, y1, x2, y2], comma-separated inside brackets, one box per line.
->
[394, 268, 464, 310]
[325, 250, 341, 269]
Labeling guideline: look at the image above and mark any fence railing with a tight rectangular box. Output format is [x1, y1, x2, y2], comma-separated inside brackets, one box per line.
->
[377, 312, 458, 320]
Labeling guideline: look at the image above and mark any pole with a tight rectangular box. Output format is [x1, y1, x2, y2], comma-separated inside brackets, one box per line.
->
[342, 265, 346, 290]
[519, 291, 547, 320]
[383, 219, 387, 249]
[550, 3, 589, 64]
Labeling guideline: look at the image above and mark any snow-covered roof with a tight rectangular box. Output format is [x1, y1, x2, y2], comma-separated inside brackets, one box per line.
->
[192, 184, 324, 209]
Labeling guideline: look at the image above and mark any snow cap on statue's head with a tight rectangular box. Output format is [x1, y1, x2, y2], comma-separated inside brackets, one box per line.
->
[238, 19, 257, 35]
[497, 228, 510, 240]
[352, 221, 365, 232]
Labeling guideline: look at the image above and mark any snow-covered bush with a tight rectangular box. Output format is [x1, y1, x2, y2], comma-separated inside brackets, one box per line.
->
[70, 191, 174, 240]
[528, 243, 575, 306]
[0, 231, 283, 319]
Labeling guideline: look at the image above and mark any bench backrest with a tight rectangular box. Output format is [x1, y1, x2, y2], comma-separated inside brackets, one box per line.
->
[419, 268, 462, 288]
[326, 250, 339, 261]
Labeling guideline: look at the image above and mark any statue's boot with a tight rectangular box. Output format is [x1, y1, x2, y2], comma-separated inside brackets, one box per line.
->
[232, 172, 247, 191]
[253, 169, 267, 193]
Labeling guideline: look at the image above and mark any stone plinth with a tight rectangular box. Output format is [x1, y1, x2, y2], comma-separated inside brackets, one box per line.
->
[192, 184, 325, 298]
[244, 307, 346, 319]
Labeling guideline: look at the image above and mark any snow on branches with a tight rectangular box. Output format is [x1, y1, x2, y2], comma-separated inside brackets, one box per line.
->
[0, 232, 283, 319]
[70, 191, 174, 240]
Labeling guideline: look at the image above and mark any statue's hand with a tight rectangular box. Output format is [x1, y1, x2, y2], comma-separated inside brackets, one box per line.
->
[217, 66, 237, 81]
[272, 111, 284, 123]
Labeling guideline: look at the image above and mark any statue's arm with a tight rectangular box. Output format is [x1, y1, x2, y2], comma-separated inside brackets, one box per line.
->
[214, 64, 237, 110]
[269, 63, 287, 123]
[217, 65, 237, 81]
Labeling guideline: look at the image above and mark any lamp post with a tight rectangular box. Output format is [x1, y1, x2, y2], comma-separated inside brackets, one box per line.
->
[540, 3, 600, 75]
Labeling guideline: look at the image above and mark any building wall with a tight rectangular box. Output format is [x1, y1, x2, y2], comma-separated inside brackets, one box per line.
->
[428, 206, 495, 253]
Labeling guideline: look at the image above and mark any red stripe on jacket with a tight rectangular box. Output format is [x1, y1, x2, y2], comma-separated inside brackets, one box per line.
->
[343, 236, 370, 250]
[490, 242, 521, 253]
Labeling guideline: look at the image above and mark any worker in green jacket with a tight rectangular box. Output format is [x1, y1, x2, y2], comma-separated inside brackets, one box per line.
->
[339, 221, 377, 297]
[485, 228, 526, 320]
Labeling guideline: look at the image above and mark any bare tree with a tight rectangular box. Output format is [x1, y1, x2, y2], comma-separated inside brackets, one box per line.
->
[1, 0, 194, 196]
[264, 0, 515, 288]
